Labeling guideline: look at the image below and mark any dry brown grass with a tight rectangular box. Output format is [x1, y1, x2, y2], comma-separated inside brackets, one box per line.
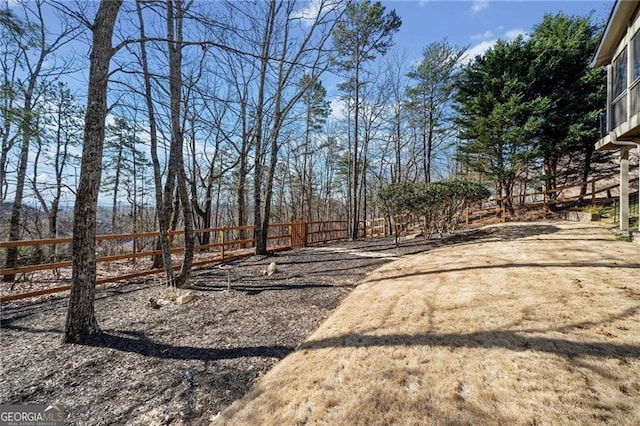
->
[213, 221, 640, 425]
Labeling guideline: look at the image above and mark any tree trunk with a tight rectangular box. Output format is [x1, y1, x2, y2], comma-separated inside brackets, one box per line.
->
[168, 0, 193, 287]
[578, 142, 594, 204]
[3, 9, 52, 281]
[351, 52, 360, 240]
[131, 142, 138, 253]
[110, 144, 123, 234]
[237, 153, 247, 243]
[136, 0, 174, 279]
[394, 108, 401, 183]
[0, 116, 13, 203]
[422, 111, 428, 184]
[253, 1, 275, 256]
[3, 95, 33, 282]
[544, 155, 559, 202]
[426, 107, 435, 184]
[175, 167, 193, 287]
[64, 0, 122, 343]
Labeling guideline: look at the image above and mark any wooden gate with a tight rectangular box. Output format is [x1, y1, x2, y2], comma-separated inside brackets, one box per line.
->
[290, 221, 307, 249]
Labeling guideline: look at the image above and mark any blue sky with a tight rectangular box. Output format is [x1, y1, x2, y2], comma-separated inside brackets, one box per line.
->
[5, 0, 617, 207]
[324, 0, 613, 117]
[382, 0, 611, 63]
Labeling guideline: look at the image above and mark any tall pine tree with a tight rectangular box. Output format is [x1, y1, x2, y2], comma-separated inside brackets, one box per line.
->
[332, 0, 401, 239]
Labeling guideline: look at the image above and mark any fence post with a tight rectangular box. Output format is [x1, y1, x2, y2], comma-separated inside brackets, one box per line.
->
[304, 221, 309, 246]
[220, 228, 225, 261]
[465, 206, 469, 228]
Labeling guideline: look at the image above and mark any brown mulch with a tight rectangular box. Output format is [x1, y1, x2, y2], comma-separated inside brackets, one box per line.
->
[0, 227, 501, 425]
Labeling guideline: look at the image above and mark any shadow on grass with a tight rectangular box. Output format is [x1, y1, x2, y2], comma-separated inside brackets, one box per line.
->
[299, 328, 640, 359]
[364, 261, 640, 283]
[81, 331, 294, 361]
[282, 224, 560, 262]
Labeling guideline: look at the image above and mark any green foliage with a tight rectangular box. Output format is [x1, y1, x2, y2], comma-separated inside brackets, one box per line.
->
[405, 40, 465, 182]
[101, 116, 151, 198]
[454, 13, 606, 207]
[377, 182, 416, 216]
[331, 0, 401, 239]
[581, 205, 611, 218]
[455, 38, 546, 207]
[378, 179, 490, 241]
[528, 13, 607, 187]
[615, 233, 631, 242]
[331, 0, 402, 71]
[414, 179, 491, 238]
[299, 74, 330, 133]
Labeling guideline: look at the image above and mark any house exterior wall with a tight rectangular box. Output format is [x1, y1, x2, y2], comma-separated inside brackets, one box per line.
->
[594, 1, 640, 232]
[599, 2, 640, 147]
[607, 4, 640, 139]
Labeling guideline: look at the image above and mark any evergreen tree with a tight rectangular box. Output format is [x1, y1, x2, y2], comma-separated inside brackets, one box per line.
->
[332, 0, 401, 239]
[528, 13, 607, 196]
[405, 40, 465, 183]
[455, 38, 548, 216]
[298, 73, 330, 220]
[102, 116, 150, 235]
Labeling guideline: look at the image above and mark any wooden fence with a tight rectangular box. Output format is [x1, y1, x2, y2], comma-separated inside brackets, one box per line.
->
[0, 220, 363, 303]
[464, 171, 634, 226]
[1, 170, 635, 303]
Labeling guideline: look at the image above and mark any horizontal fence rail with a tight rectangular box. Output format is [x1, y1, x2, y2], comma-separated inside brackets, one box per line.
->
[0, 221, 353, 303]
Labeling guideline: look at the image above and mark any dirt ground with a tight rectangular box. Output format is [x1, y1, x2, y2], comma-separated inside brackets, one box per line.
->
[0, 226, 490, 425]
[215, 222, 640, 425]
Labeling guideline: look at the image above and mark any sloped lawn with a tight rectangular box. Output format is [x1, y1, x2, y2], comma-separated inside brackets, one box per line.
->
[215, 222, 640, 425]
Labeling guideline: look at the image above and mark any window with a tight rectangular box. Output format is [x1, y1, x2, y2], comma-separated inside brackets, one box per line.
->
[633, 30, 640, 81]
[612, 47, 627, 99]
[611, 94, 627, 129]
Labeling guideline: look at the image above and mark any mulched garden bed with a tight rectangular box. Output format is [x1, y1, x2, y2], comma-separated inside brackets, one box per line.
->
[0, 227, 498, 425]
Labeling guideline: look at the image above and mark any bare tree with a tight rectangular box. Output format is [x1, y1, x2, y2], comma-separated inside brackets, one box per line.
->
[0, 7, 26, 204]
[244, 0, 341, 255]
[4, 0, 82, 281]
[30, 82, 82, 257]
[64, 0, 122, 343]
[383, 50, 411, 184]
[165, 0, 194, 287]
[133, 0, 174, 281]
[297, 73, 330, 220]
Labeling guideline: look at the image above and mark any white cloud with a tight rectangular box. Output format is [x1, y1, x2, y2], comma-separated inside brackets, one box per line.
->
[292, 0, 321, 25]
[36, 173, 53, 185]
[292, 0, 342, 26]
[470, 0, 489, 14]
[504, 28, 527, 40]
[462, 27, 528, 64]
[460, 40, 496, 65]
[471, 30, 494, 41]
[329, 98, 346, 121]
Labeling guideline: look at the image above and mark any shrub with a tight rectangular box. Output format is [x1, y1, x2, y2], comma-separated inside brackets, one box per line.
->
[378, 179, 490, 242]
